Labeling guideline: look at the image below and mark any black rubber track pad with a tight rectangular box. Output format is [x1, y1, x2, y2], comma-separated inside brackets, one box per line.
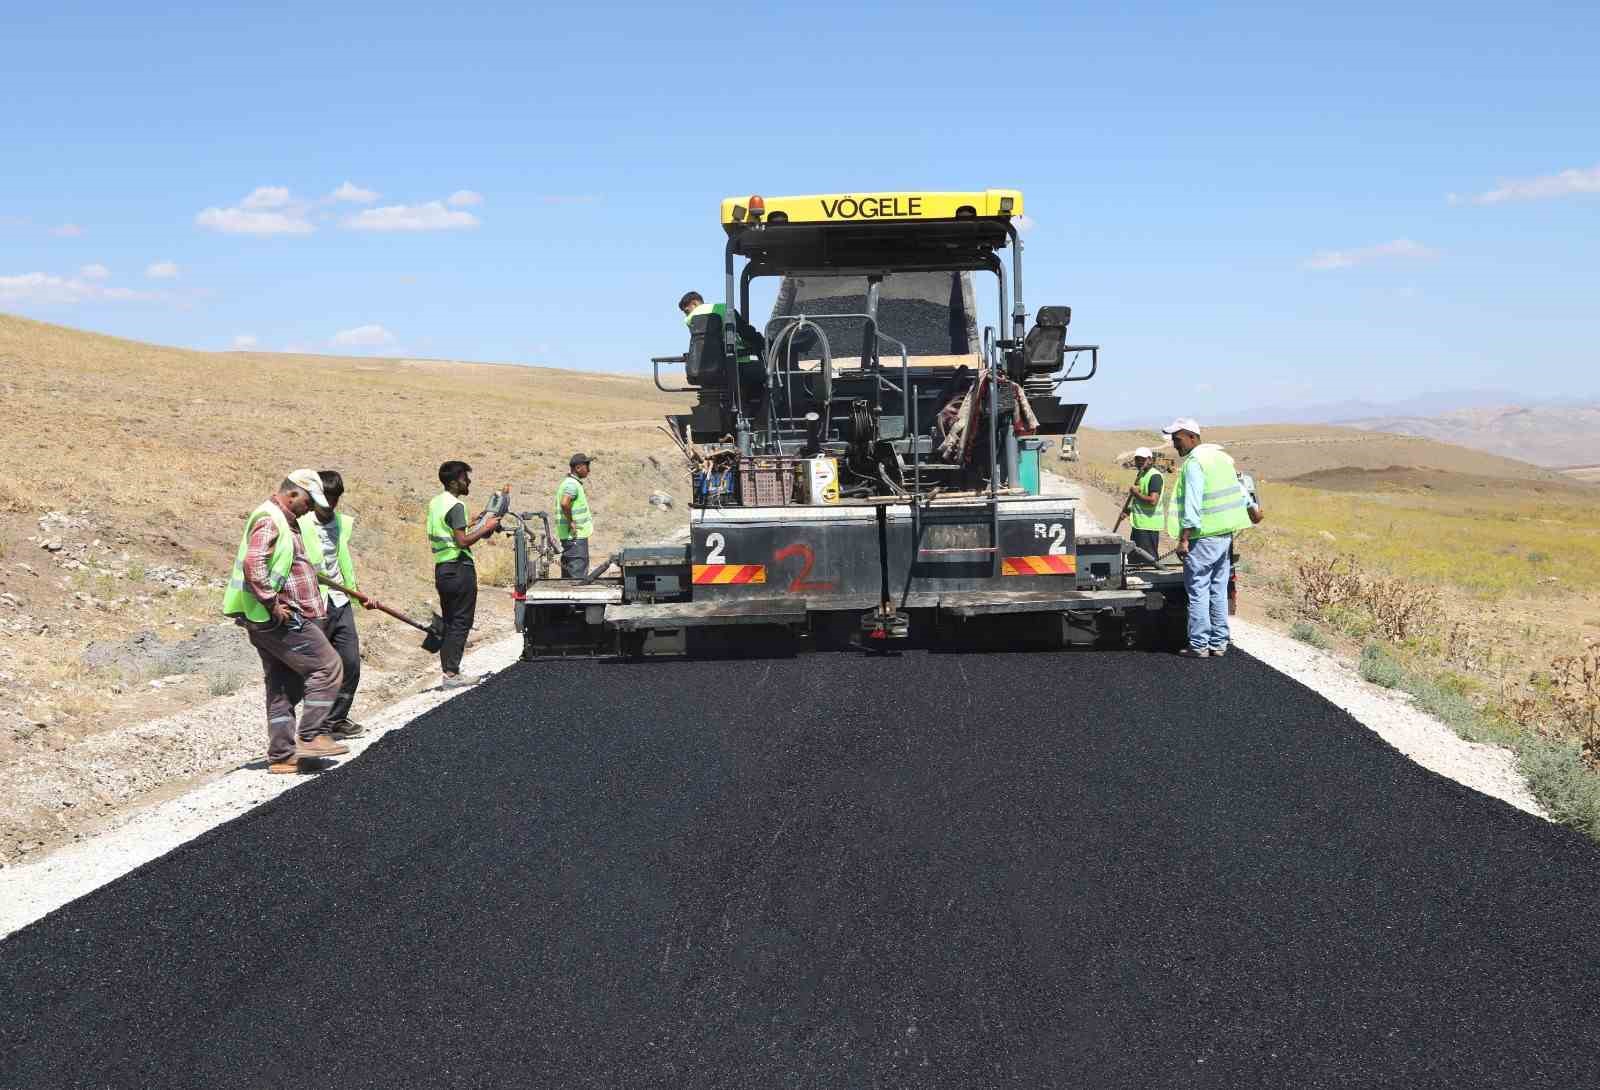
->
[4, 650, 1600, 1088]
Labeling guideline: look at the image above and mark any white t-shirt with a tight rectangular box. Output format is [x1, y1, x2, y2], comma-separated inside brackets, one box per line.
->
[314, 517, 348, 608]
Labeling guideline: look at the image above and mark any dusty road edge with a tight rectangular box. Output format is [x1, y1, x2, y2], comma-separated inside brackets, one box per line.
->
[0, 633, 525, 939]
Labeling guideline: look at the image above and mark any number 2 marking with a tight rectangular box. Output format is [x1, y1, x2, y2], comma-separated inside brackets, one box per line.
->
[1047, 523, 1067, 556]
[705, 532, 726, 564]
[775, 543, 835, 592]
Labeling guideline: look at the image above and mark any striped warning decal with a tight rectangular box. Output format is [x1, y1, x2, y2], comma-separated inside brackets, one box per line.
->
[692, 563, 768, 585]
[1001, 554, 1077, 576]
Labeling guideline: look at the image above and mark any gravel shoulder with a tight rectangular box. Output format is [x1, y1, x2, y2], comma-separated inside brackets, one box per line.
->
[0, 632, 524, 939]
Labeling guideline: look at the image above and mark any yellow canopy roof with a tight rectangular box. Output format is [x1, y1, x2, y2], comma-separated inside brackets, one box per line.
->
[720, 189, 1022, 227]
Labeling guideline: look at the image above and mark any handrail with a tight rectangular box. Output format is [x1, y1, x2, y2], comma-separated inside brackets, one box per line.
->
[650, 354, 695, 393]
[1053, 345, 1100, 385]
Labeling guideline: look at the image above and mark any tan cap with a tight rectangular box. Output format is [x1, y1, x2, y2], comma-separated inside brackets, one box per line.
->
[286, 469, 329, 508]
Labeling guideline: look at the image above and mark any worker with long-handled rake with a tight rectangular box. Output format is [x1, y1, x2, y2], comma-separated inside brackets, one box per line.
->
[298, 470, 378, 740]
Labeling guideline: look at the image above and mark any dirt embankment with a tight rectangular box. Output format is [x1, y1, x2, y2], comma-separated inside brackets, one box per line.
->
[0, 311, 697, 863]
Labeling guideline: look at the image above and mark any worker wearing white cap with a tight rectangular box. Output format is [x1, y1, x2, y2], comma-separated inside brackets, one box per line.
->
[1123, 446, 1166, 562]
[1161, 419, 1252, 658]
[222, 470, 348, 772]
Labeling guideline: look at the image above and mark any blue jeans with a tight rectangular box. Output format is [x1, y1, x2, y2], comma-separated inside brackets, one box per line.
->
[1183, 533, 1232, 650]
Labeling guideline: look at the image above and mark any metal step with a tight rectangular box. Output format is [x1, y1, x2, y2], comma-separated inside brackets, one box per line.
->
[917, 546, 996, 555]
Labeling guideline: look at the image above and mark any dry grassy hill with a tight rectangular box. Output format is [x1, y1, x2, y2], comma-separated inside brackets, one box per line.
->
[0, 312, 690, 859]
[1077, 423, 1580, 485]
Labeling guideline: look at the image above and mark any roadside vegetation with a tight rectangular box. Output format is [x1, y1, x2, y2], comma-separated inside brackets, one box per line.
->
[1077, 428, 1600, 843]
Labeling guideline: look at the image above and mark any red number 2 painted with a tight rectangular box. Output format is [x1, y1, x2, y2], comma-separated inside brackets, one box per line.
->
[774, 543, 835, 593]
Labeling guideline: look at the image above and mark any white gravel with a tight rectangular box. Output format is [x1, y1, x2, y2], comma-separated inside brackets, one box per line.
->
[0, 633, 525, 939]
[1227, 617, 1543, 816]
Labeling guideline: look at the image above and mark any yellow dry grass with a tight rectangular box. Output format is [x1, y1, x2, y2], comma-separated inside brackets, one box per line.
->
[0, 311, 691, 728]
[1074, 424, 1600, 771]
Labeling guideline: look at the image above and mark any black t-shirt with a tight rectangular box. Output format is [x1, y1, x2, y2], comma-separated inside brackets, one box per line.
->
[444, 501, 473, 563]
[1139, 471, 1163, 497]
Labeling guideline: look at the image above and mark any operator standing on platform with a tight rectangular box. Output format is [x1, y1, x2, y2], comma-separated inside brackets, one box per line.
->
[556, 453, 594, 579]
[1126, 446, 1165, 561]
[1163, 418, 1253, 658]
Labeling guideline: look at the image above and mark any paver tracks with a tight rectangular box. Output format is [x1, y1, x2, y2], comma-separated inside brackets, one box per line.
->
[3, 650, 1599, 1087]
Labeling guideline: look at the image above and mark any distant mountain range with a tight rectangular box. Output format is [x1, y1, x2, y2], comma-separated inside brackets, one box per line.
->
[1342, 404, 1600, 469]
[1213, 389, 1567, 427]
[1099, 391, 1600, 468]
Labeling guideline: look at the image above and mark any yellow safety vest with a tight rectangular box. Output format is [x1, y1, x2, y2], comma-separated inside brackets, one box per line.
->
[222, 501, 295, 623]
[1129, 466, 1165, 531]
[427, 491, 467, 564]
[299, 511, 357, 594]
[1167, 445, 1252, 539]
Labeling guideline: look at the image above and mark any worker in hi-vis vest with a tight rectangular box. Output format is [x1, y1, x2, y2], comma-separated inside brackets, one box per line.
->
[222, 469, 348, 773]
[678, 290, 767, 403]
[556, 453, 594, 579]
[428, 460, 501, 688]
[1124, 446, 1166, 562]
[297, 470, 377, 738]
[1163, 418, 1253, 658]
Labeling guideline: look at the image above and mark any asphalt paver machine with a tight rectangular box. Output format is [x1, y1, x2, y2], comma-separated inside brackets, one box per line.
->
[515, 189, 1185, 658]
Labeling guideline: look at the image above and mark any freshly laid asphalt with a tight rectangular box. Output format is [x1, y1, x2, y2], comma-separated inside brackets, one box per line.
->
[4, 649, 1600, 1088]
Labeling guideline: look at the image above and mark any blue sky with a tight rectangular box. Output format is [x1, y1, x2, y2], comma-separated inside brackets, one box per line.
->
[3, 1, 1597, 422]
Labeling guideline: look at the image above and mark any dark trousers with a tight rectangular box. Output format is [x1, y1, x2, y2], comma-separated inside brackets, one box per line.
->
[560, 537, 590, 580]
[434, 559, 477, 675]
[242, 618, 344, 762]
[320, 600, 361, 722]
[1130, 528, 1161, 562]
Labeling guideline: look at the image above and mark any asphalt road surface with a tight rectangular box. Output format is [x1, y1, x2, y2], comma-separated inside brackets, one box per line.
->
[5, 650, 1600, 1088]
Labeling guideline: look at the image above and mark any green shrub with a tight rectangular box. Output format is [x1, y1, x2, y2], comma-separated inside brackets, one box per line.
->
[1517, 738, 1600, 840]
[1401, 675, 1492, 741]
[206, 669, 245, 697]
[1290, 621, 1331, 649]
[1325, 604, 1374, 639]
[1360, 643, 1404, 688]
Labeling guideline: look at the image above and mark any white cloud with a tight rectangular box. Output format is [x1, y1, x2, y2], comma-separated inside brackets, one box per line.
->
[343, 201, 480, 232]
[446, 189, 484, 208]
[330, 323, 397, 348]
[1302, 238, 1437, 271]
[232, 334, 259, 349]
[330, 181, 380, 203]
[0, 271, 155, 304]
[240, 186, 292, 210]
[79, 263, 110, 280]
[51, 223, 85, 238]
[145, 260, 180, 280]
[1452, 163, 1600, 206]
[196, 205, 315, 236]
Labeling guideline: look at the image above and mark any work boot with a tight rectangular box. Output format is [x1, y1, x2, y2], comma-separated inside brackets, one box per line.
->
[440, 673, 477, 690]
[268, 757, 301, 775]
[1210, 644, 1229, 657]
[297, 735, 350, 758]
[329, 719, 366, 739]
[1177, 647, 1211, 658]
